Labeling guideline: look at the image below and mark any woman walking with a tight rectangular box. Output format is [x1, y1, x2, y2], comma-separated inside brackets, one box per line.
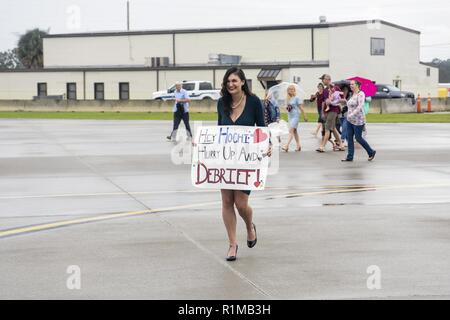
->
[217, 67, 271, 261]
[282, 84, 308, 152]
[316, 83, 345, 153]
[339, 85, 351, 147]
[342, 80, 377, 162]
[310, 83, 325, 137]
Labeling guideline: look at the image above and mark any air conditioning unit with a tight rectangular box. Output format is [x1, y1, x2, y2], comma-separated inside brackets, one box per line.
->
[218, 54, 242, 64]
[144, 57, 152, 67]
[208, 53, 220, 64]
[151, 56, 170, 67]
[160, 57, 169, 67]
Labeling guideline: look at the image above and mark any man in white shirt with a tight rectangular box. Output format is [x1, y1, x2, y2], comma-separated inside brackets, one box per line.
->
[166, 82, 192, 141]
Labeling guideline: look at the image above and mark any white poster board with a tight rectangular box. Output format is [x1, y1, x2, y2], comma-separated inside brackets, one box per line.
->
[191, 126, 270, 191]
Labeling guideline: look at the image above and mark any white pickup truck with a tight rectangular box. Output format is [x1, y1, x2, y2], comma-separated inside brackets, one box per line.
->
[152, 80, 221, 101]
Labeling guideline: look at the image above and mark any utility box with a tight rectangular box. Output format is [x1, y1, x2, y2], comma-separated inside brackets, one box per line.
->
[218, 54, 242, 64]
[151, 57, 170, 67]
[438, 88, 448, 98]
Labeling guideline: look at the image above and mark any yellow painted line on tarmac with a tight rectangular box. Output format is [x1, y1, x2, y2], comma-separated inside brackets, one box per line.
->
[0, 200, 222, 239]
[1, 182, 450, 239]
[0, 209, 151, 238]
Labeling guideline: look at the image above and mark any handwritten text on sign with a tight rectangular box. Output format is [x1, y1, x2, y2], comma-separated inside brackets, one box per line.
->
[191, 126, 270, 190]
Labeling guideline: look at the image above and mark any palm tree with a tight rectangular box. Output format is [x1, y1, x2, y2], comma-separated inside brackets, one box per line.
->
[17, 29, 48, 69]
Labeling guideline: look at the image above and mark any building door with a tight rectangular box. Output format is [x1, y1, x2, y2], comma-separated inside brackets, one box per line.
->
[94, 83, 105, 100]
[119, 82, 130, 100]
[66, 83, 77, 100]
[37, 83, 47, 97]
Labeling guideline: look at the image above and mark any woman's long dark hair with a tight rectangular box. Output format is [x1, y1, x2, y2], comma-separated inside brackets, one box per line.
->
[220, 67, 253, 116]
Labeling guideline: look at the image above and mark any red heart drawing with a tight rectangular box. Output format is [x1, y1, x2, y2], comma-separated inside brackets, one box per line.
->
[254, 181, 261, 188]
[253, 128, 268, 143]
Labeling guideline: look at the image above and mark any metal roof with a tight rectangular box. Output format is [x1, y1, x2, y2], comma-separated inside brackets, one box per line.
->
[0, 62, 329, 73]
[42, 20, 420, 39]
[257, 69, 281, 80]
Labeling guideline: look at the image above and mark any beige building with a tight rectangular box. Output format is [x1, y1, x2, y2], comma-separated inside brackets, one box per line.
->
[0, 19, 439, 100]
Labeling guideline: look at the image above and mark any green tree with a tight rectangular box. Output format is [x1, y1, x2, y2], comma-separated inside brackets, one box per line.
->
[0, 49, 23, 69]
[430, 58, 450, 83]
[17, 28, 48, 69]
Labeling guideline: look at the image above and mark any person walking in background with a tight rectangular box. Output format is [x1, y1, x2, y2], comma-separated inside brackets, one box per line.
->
[362, 96, 371, 137]
[263, 92, 280, 126]
[310, 83, 325, 137]
[282, 84, 308, 152]
[263, 92, 281, 144]
[166, 82, 192, 141]
[316, 74, 339, 150]
[339, 85, 351, 147]
[342, 80, 377, 162]
[316, 83, 345, 153]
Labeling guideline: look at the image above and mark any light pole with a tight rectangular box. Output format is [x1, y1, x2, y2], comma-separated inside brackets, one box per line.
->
[127, 0, 130, 31]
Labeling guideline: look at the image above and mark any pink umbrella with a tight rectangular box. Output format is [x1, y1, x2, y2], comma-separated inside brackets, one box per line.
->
[347, 76, 377, 97]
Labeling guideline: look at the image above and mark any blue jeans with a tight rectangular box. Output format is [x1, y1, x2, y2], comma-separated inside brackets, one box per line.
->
[346, 122, 375, 161]
[340, 117, 348, 141]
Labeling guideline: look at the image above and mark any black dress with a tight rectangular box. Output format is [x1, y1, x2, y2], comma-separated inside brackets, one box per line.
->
[217, 94, 266, 196]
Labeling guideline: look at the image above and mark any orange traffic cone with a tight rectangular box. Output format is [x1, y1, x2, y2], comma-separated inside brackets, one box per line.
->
[427, 94, 432, 113]
[417, 94, 421, 113]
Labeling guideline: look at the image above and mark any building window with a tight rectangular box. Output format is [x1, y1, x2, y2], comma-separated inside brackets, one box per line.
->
[66, 83, 77, 100]
[95, 83, 105, 100]
[119, 82, 129, 100]
[371, 38, 385, 56]
[37, 83, 47, 97]
[393, 80, 402, 90]
[427, 68, 431, 77]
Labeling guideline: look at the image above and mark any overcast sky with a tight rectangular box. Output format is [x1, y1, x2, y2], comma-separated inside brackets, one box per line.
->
[1, 0, 449, 61]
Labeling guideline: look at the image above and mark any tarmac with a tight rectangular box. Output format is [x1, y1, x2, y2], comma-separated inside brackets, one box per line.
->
[1, 118, 450, 299]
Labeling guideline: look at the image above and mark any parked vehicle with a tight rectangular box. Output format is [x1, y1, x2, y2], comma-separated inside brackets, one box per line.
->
[332, 80, 416, 105]
[373, 84, 416, 104]
[152, 80, 221, 100]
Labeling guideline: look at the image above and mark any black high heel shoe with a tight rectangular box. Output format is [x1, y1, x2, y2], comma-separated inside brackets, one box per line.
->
[226, 244, 238, 261]
[247, 223, 257, 248]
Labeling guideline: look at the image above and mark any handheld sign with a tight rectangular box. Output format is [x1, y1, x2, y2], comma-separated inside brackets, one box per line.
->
[191, 126, 270, 191]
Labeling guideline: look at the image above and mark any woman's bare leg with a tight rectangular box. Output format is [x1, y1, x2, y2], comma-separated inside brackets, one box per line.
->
[234, 191, 256, 242]
[221, 190, 238, 256]
[284, 128, 294, 150]
[293, 128, 301, 149]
